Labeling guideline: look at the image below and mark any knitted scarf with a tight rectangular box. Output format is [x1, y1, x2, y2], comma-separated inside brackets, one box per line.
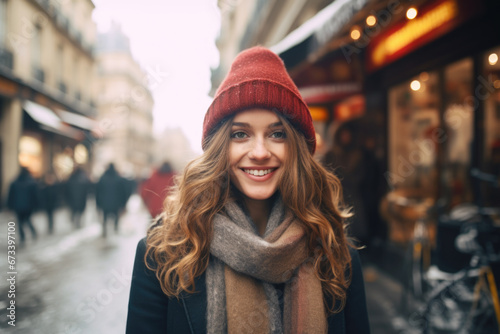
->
[206, 198, 327, 334]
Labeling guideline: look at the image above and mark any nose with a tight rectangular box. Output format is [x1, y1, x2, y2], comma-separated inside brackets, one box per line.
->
[248, 139, 271, 160]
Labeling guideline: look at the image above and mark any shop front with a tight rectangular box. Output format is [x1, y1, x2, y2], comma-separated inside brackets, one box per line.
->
[365, 0, 500, 245]
[0, 77, 97, 203]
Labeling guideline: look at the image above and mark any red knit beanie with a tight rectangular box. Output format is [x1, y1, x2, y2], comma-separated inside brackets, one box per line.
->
[202, 46, 316, 153]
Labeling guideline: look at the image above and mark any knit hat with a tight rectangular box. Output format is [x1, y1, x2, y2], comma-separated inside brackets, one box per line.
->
[202, 46, 316, 153]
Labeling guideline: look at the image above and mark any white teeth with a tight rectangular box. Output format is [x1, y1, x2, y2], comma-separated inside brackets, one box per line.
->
[244, 168, 273, 176]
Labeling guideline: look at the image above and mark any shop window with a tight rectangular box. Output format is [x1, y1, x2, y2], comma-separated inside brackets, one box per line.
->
[74, 143, 88, 165]
[443, 58, 473, 206]
[53, 147, 74, 180]
[388, 71, 440, 199]
[482, 46, 500, 206]
[18, 135, 42, 178]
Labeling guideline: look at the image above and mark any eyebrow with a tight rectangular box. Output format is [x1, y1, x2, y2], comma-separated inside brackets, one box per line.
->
[231, 121, 283, 128]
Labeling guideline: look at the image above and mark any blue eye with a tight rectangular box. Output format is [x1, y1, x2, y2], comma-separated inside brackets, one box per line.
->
[270, 131, 286, 139]
[231, 131, 247, 139]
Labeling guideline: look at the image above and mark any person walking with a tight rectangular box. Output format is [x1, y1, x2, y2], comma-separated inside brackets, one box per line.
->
[139, 161, 176, 219]
[7, 167, 39, 245]
[65, 167, 91, 228]
[126, 46, 370, 333]
[322, 120, 378, 248]
[39, 171, 59, 234]
[96, 163, 128, 237]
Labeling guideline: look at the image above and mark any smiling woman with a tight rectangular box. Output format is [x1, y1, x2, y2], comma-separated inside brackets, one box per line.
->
[126, 46, 371, 334]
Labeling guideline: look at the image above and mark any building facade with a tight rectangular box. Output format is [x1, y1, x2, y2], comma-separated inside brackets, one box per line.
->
[93, 23, 154, 179]
[212, 0, 333, 95]
[0, 0, 97, 203]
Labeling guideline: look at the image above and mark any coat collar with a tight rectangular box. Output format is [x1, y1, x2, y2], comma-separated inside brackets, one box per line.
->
[180, 272, 207, 334]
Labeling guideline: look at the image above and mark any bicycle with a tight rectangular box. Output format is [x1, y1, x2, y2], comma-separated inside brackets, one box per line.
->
[420, 214, 500, 333]
[418, 169, 500, 333]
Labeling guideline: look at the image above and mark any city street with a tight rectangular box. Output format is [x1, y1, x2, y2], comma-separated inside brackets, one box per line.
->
[0, 194, 415, 334]
[0, 195, 150, 334]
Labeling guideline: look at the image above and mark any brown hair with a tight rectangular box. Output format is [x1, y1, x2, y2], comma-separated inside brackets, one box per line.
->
[145, 112, 352, 313]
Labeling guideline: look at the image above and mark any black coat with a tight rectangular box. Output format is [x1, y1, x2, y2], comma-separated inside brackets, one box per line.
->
[7, 170, 39, 214]
[65, 169, 91, 212]
[126, 238, 371, 333]
[95, 168, 128, 213]
[39, 181, 60, 211]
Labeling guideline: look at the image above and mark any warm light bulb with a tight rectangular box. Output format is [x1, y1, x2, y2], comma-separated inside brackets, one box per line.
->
[350, 27, 361, 40]
[489, 53, 498, 66]
[406, 7, 418, 20]
[410, 80, 421, 91]
[366, 15, 377, 27]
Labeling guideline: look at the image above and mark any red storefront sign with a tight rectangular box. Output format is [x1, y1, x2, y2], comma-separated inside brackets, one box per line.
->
[366, 0, 481, 72]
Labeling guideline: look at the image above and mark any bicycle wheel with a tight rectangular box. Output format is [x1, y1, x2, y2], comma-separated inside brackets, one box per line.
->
[423, 272, 499, 334]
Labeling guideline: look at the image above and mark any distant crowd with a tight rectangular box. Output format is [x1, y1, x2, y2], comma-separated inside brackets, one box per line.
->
[5, 162, 176, 245]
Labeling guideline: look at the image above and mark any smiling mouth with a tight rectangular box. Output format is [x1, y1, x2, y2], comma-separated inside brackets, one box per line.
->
[242, 168, 276, 176]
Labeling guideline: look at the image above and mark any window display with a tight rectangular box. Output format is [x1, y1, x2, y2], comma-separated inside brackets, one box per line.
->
[388, 71, 440, 199]
[443, 58, 473, 206]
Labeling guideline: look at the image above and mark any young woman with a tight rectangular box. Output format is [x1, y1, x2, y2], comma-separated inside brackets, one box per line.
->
[126, 46, 370, 334]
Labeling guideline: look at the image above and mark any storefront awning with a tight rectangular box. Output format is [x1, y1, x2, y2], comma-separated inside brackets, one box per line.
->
[56, 108, 97, 131]
[299, 82, 361, 104]
[23, 101, 83, 140]
[270, 0, 368, 68]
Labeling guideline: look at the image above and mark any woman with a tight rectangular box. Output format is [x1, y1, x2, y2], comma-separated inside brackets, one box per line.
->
[126, 46, 370, 333]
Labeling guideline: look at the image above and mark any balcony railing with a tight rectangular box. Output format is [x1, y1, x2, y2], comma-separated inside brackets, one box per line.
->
[58, 81, 67, 94]
[0, 47, 13, 70]
[54, 9, 69, 31]
[32, 65, 45, 83]
[52, 8, 93, 55]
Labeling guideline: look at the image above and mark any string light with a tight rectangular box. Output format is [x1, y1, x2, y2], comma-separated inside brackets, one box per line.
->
[366, 15, 377, 27]
[488, 53, 498, 66]
[410, 80, 421, 91]
[406, 7, 418, 20]
[350, 26, 361, 40]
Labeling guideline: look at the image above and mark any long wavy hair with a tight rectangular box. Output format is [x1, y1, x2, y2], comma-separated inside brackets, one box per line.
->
[145, 111, 353, 313]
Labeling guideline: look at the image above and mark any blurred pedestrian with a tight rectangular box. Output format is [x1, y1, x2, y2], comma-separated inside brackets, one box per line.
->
[40, 171, 59, 234]
[65, 166, 91, 228]
[126, 46, 370, 333]
[123, 176, 137, 208]
[139, 161, 176, 219]
[322, 120, 380, 248]
[7, 167, 39, 244]
[96, 163, 128, 237]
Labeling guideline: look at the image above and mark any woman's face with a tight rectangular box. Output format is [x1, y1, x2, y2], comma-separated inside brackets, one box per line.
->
[229, 109, 287, 201]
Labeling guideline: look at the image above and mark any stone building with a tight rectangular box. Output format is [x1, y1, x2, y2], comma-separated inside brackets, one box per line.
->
[93, 23, 154, 179]
[0, 0, 97, 203]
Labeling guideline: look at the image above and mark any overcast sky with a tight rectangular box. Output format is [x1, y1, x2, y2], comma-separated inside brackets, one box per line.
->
[92, 0, 221, 153]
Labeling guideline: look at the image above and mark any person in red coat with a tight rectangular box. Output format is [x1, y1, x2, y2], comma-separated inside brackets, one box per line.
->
[140, 161, 176, 219]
